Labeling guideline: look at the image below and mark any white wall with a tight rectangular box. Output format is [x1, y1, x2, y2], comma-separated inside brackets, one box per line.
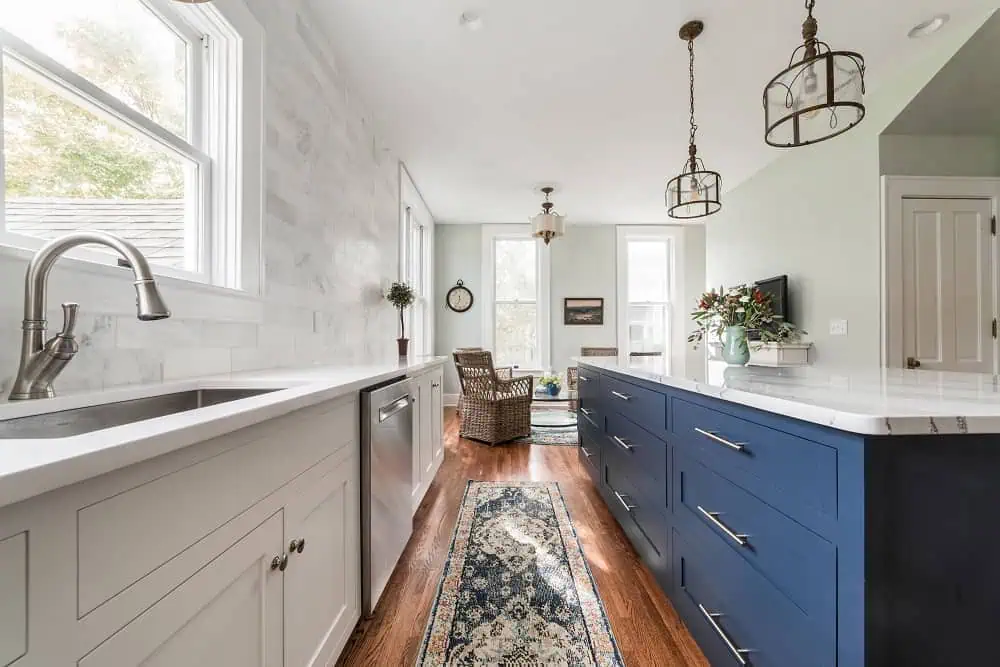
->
[550, 226, 618, 375]
[0, 1, 402, 396]
[434, 223, 706, 393]
[706, 12, 990, 369]
[880, 135, 1000, 177]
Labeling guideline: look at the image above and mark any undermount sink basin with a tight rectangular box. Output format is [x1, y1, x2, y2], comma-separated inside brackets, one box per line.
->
[0, 388, 281, 439]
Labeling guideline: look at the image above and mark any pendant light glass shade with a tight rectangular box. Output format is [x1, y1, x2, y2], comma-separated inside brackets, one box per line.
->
[666, 20, 721, 221]
[530, 187, 566, 245]
[764, 0, 865, 148]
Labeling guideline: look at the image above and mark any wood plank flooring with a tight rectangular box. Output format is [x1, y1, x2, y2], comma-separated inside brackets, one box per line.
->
[337, 408, 708, 667]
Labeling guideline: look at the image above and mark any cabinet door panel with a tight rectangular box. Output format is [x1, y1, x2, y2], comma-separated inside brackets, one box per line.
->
[285, 451, 361, 667]
[431, 370, 444, 467]
[78, 513, 284, 667]
[420, 374, 435, 480]
[0, 531, 27, 666]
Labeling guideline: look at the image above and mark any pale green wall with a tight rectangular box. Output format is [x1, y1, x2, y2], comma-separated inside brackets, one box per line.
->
[706, 12, 992, 369]
[880, 135, 1000, 177]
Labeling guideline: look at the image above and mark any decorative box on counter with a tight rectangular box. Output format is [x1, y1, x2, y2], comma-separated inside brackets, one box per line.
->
[748, 342, 811, 367]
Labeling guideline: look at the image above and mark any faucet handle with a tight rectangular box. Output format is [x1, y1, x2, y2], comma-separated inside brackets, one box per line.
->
[59, 302, 79, 338]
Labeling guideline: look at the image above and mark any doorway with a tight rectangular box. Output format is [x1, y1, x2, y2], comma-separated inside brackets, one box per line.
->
[882, 176, 1000, 372]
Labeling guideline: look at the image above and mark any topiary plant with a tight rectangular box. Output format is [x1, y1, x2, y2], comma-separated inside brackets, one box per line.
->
[386, 281, 416, 340]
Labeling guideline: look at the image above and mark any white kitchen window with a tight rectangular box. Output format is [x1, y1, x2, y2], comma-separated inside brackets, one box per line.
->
[403, 205, 432, 355]
[617, 227, 677, 372]
[482, 225, 551, 371]
[0, 0, 262, 290]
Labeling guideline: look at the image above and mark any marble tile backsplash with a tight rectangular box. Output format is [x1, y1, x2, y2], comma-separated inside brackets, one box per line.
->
[0, 0, 401, 397]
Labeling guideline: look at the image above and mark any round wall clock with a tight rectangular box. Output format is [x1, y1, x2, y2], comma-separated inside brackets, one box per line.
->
[446, 280, 474, 313]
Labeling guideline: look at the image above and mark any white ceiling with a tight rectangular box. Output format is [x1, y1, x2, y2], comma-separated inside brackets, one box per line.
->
[307, 0, 997, 224]
[887, 12, 1000, 135]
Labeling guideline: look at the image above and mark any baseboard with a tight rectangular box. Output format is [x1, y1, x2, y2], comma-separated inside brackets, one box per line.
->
[444, 393, 459, 407]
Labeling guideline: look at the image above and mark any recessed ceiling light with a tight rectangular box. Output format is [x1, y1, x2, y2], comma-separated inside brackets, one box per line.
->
[459, 11, 483, 31]
[908, 14, 950, 39]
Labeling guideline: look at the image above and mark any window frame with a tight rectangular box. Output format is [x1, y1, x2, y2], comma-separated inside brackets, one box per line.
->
[616, 226, 685, 375]
[481, 224, 551, 372]
[0, 0, 263, 294]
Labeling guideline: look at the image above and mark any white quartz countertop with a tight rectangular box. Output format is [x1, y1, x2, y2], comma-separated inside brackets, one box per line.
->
[576, 357, 1000, 436]
[0, 356, 447, 510]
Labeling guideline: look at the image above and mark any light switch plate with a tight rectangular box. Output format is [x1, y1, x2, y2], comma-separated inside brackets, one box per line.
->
[829, 319, 849, 336]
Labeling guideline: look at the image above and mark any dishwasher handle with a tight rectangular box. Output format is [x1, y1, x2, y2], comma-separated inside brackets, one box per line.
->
[378, 395, 412, 423]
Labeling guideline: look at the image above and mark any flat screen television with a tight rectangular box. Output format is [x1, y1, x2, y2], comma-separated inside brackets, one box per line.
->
[750, 275, 789, 341]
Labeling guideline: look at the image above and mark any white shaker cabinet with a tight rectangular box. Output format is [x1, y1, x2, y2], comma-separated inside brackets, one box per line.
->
[411, 366, 445, 514]
[0, 393, 361, 667]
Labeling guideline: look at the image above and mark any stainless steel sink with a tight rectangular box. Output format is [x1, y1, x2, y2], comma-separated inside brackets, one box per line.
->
[0, 388, 280, 439]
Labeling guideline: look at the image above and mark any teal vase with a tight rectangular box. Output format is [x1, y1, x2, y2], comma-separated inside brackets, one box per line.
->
[722, 325, 750, 366]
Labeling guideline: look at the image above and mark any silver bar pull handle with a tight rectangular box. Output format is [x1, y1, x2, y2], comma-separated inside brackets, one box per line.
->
[694, 427, 746, 452]
[612, 436, 633, 452]
[698, 604, 752, 666]
[581, 447, 592, 459]
[578, 375, 591, 382]
[580, 408, 593, 416]
[613, 491, 635, 512]
[378, 395, 411, 422]
[611, 390, 632, 401]
[697, 506, 750, 547]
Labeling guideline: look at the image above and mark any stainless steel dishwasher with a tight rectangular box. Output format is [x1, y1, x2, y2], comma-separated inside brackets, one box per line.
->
[361, 376, 414, 616]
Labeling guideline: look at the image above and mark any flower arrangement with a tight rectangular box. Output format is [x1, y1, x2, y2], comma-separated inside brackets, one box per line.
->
[538, 374, 562, 395]
[688, 284, 803, 348]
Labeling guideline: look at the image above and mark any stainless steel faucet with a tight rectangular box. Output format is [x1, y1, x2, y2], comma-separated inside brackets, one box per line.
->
[8, 231, 171, 401]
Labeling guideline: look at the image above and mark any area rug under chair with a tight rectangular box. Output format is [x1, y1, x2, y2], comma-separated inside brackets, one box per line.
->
[415, 481, 623, 666]
[519, 425, 579, 446]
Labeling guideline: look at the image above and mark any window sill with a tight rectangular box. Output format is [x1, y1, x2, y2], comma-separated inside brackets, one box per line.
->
[0, 243, 259, 301]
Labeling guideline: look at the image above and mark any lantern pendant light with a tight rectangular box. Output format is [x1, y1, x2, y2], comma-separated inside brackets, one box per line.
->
[764, 0, 866, 148]
[666, 21, 721, 220]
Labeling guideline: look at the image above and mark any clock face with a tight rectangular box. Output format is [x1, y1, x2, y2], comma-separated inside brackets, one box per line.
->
[447, 284, 474, 313]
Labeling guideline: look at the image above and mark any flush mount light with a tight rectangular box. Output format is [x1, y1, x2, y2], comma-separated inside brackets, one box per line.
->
[764, 0, 866, 148]
[666, 20, 722, 220]
[459, 11, 484, 31]
[909, 14, 950, 39]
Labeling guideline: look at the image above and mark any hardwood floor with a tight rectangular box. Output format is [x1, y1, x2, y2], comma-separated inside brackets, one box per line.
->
[337, 408, 708, 667]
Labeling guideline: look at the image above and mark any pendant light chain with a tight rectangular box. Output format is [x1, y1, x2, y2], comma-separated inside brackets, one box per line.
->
[687, 36, 698, 169]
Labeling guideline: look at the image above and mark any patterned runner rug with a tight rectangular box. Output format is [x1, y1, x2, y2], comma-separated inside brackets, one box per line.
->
[416, 481, 623, 666]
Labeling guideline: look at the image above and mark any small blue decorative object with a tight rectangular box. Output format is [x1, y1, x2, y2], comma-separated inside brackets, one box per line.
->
[547, 383, 560, 396]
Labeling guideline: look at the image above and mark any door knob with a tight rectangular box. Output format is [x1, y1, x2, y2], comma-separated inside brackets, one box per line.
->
[906, 356, 921, 369]
[289, 538, 306, 554]
[271, 553, 288, 572]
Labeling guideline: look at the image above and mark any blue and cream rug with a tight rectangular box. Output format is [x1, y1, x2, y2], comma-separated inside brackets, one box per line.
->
[521, 426, 579, 446]
[416, 481, 623, 666]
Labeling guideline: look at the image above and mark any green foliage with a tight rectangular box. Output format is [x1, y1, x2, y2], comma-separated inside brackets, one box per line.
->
[538, 374, 561, 390]
[385, 282, 416, 310]
[688, 284, 805, 348]
[3, 19, 185, 199]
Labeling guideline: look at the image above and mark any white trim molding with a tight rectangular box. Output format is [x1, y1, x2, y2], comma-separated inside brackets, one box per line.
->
[881, 175, 1000, 370]
[481, 224, 551, 372]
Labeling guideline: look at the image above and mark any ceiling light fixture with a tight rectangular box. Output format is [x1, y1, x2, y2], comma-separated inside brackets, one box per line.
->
[171, 0, 213, 3]
[459, 11, 484, 31]
[909, 14, 950, 39]
[531, 187, 565, 245]
[666, 20, 721, 220]
[764, 0, 866, 148]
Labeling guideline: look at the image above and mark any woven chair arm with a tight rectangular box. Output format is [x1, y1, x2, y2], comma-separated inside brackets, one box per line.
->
[496, 375, 532, 399]
[496, 367, 514, 380]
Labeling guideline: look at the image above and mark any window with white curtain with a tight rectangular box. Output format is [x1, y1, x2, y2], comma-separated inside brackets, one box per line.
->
[482, 225, 550, 371]
[0, 0, 259, 288]
[617, 228, 675, 371]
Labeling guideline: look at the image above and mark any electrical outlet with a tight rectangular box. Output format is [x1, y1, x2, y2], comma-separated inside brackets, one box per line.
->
[829, 319, 849, 336]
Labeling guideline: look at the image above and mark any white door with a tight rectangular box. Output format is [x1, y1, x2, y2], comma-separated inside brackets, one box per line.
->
[284, 451, 361, 667]
[78, 512, 285, 667]
[901, 197, 994, 373]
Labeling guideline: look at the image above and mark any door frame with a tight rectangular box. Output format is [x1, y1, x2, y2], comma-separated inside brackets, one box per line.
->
[881, 175, 1000, 370]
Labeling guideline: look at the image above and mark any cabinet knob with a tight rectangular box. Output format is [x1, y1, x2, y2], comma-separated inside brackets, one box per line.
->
[271, 553, 288, 572]
[289, 538, 306, 554]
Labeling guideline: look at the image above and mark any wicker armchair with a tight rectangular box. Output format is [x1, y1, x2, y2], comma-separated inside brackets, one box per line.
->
[453, 347, 512, 417]
[453, 350, 532, 445]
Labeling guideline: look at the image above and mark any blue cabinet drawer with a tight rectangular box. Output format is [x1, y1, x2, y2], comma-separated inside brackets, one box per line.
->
[577, 368, 603, 428]
[603, 373, 668, 439]
[604, 412, 668, 513]
[671, 396, 837, 530]
[578, 405, 601, 431]
[604, 460, 670, 590]
[579, 420, 602, 486]
[675, 451, 836, 630]
[672, 525, 834, 667]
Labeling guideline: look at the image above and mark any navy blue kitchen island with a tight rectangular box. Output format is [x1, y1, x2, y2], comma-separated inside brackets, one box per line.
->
[576, 358, 1000, 667]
